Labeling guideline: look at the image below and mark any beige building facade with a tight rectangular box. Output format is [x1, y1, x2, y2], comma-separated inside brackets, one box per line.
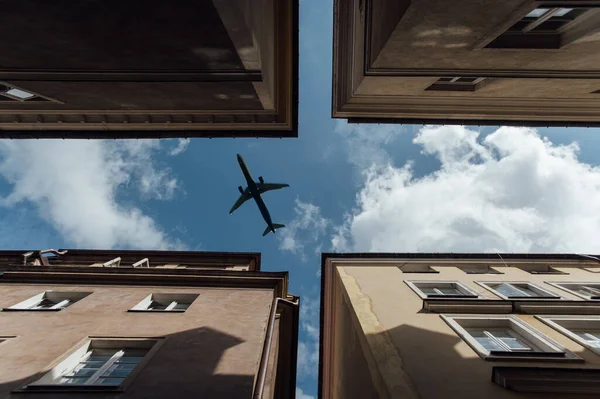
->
[320, 253, 600, 398]
[333, 0, 600, 126]
[0, 249, 299, 398]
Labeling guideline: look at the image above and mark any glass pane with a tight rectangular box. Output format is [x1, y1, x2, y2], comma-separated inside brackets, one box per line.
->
[492, 283, 526, 297]
[438, 77, 453, 82]
[456, 77, 477, 83]
[30, 299, 56, 309]
[421, 287, 440, 295]
[69, 364, 101, 377]
[102, 363, 137, 378]
[580, 285, 600, 296]
[468, 329, 505, 351]
[554, 8, 573, 17]
[6, 88, 35, 100]
[147, 301, 168, 310]
[526, 8, 549, 18]
[59, 377, 88, 385]
[172, 302, 189, 310]
[117, 356, 144, 364]
[574, 331, 600, 347]
[437, 287, 463, 295]
[491, 330, 532, 351]
[95, 377, 124, 386]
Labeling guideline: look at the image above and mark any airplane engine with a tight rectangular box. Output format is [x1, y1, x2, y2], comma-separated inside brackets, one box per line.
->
[259, 176, 264, 183]
[238, 186, 244, 194]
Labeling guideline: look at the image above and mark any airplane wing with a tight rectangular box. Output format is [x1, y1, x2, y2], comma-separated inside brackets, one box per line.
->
[229, 188, 252, 214]
[257, 183, 289, 195]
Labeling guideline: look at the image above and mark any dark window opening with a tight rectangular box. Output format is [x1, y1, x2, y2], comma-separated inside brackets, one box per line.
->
[426, 77, 488, 92]
[487, 6, 597, 49]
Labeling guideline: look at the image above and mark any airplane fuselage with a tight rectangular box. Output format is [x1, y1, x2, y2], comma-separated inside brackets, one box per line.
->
[237, 154, 275, 232]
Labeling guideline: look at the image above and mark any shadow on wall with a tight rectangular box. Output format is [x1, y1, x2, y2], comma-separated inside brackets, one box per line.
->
[0, 326, 254, 399]
[372, 323, 593, 399]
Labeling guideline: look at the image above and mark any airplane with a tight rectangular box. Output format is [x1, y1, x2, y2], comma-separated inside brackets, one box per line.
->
[229, 154, 289, 236]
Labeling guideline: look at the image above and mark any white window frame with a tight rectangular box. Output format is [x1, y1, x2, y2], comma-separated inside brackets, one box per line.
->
[23, 338, 163, 391]
[6, 291, 92, 311]
[129, 293, 199, 313]
[546, 282, 600, 300]
[405, 281, 480, 300]
[476, 281, 561, 300]
[441, 314, 579, 361]
[537, 315, 600, 354]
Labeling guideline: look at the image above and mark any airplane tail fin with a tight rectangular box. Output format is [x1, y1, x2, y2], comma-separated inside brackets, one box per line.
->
[263, 224, 285, 236]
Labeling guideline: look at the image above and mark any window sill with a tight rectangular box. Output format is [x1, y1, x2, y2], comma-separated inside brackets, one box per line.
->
[127, 309, 186, 313]
[16, 386, 124, 393]
[1, 308, 62, 312]
[483, 352, 582, 363]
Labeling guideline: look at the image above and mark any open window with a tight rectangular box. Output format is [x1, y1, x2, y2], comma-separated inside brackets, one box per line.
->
[514, 265, 567, 275]
[486, 4, 600, 49]
[23, 338, 161, 391]
[399, 264, 439, 273]
[458, 265, 502, 275]
[425, 77, 489, 92]
[538, 316, 600, 352]
[547, 282, 600, 300]
[477, 282, 561, 299]
[5, 291, 91, 311]
[0, 82, 52, 102]
[405, 281, 480, 299]
[441, 314, 579, 361]
[129, 293, 199, 312]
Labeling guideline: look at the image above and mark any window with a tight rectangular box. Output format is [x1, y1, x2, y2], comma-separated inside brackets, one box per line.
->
[441, 314, 579, 361]
[547, 282, 600, 300]
[399, 264, 439, 273]
[469, 328, 539, 352]
[129, 293, 198, 312]
[514, 265, 566, 275]
[24, 338, 161, 391]
[405, 281, 479, 299]
[486, 5, 600, 49]
[537, 316, 600, 353]
[478, 282, 560, 299]
[5, 291, 91, 311]
[425, 77, 488, 92]
[0, 83, 49, 102]
[458, 265, 502, 274]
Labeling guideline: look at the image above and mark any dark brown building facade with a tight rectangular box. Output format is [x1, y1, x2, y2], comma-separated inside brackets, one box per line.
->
[0, 0, 298, 138]
[333, 0, 600, 126]
[0, 249, 299, 398]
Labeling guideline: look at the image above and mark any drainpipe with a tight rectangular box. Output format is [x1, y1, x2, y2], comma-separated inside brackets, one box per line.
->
[253, 297, 298, 399]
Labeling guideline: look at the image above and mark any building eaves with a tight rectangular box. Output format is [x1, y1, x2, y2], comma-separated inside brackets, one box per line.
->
[346, 117, 600, 128]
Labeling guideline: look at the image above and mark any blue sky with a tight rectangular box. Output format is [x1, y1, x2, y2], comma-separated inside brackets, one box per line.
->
[4, 0, 600, 397]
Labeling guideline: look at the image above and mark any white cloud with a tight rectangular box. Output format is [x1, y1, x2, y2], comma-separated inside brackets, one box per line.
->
[168, 138, 191, 156]
[279, 199, 329, 261]
[0, 139, 184, 249]
[297, 340, 320, 382]
[333, 125, 600, 253]
[297, 294, 320, 382]
[296, 387, 316, 399]
[334, 120, 407, 170]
